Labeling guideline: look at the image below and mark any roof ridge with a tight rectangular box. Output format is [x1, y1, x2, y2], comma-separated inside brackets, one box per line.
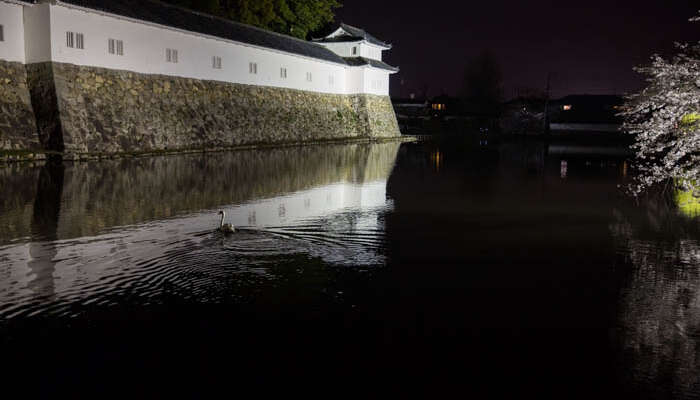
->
[340, 22, 364, 32]
[342, 56, 399, 72]
[118, 0, 328, 48]
[55, 0, 348, 65]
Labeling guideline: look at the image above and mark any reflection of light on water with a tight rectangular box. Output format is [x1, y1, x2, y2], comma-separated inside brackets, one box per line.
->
[560, 160, 567, 179]
[223, 181, 388, 229]
[610, 210, 700, 395]
[430, 150, 442, 172]
[0, 179, 394, 320]
[0, 141, 402, 320]
[623, 161, 628, 177]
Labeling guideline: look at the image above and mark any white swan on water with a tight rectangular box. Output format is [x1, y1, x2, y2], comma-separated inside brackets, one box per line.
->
[217, 210, 235, 234]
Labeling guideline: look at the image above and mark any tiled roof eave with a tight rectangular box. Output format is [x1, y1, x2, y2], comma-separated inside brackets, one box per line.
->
[2, 0, 36, 5]
[347, 63, 399, 73]
[54, 0, 350, 66]
[338, 23, 391, 49]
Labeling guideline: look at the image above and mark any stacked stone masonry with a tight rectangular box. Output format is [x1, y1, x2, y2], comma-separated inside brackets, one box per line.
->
[0, 61, 401, 156]
[0, 61, 40, 151]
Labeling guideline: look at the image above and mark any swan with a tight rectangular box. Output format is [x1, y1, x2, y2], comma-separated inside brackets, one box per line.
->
[217, 210, 235, 234]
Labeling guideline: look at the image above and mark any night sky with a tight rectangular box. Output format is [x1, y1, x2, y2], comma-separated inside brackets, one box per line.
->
[335, 1, 699, 99]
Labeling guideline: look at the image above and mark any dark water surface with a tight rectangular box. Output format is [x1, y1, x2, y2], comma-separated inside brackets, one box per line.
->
[1, 140, 699, 398]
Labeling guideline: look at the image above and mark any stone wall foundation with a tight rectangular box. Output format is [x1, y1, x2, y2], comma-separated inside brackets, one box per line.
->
[1, 62, 400, 156]
[0, 60, 40, 151]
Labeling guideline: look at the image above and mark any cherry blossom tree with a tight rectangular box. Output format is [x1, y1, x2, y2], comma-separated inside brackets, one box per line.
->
[621, 12, 700, 197]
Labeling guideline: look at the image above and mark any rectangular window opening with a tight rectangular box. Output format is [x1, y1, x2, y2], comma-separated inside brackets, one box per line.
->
[352, 46, 357, 55]
[249, 62, 257, 74]
[108, 38, 115, 54]
[280, 67, 287, 79]
[306, 72, 312, 82]
[166, 48, 178, 63]
[212, 56, 222, 69]
[0, 25, 4, 42]
[76, 33, 84, 49]
[116, 40, 123, 56]
[66, 31, 74, 48]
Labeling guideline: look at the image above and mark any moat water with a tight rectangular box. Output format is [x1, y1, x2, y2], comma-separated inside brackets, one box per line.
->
[1, 139, 699, 398]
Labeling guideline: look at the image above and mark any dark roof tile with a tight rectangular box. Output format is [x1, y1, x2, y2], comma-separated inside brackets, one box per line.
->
[339, 23, 390, 48]
[314, 23, 391, 48]
[343, 57, 398, 72]
[57, 0, 348, 65]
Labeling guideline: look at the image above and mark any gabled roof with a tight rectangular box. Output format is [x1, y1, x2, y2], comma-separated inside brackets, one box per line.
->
[343, 57, 399, 73]
[55, 0, 348, 65]
[314, 23, 391, 49]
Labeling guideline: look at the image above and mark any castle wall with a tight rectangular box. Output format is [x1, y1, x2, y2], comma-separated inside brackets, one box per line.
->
[0, 60, 39, 150]
[48, 3, 350, 95]
[0, 2, 26, 63]
[0, 1, 400, 156]
[33, 62, 399, 155]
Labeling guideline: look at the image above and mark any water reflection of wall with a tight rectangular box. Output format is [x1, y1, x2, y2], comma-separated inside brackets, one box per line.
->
[27, 164, 64, 298]
[610, 208, 700, 396]
[0, 143, 400, 319]
[0, 164, 41, 240]
[226, 181, 388, 229]
[0, 142, 400, 242]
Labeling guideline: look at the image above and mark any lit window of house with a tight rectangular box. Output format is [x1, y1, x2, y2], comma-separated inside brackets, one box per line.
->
[166, 48, 178, 63]
[306, 72, 312, 82]
[212, 56, 222, 69]
[280, 67, 287, 78]
[563, 104, 572, 111]
[0, 25, 4, 42]
[249, 62, 257, 74]
[108, 39, 124, 56]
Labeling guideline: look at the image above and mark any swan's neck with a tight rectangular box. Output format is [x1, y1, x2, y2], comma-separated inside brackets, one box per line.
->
[219, 212, 225, 228]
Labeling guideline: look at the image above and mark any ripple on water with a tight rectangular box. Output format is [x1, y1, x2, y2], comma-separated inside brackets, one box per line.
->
[0, 206, 388, 321]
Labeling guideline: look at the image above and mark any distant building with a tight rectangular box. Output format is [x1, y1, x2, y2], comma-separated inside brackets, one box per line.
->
[429, 95, 453, 116]
[548, 95, 624, 134]
[392, 97, 429, 118]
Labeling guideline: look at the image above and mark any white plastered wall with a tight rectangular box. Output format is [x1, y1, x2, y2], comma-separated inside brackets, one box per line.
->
[346, 67, 392, 96]
[0, 2, 26, 63]
[47, 3, 349, 94]
[5, 2, 394, 96]
[359, 43, 384, 61]
[316, 41, 360, 58]
[23, 3, 52, 63]
[345, 66, 365, 94]
[362, 68, 390, 96]
[316, 41, 385, 61]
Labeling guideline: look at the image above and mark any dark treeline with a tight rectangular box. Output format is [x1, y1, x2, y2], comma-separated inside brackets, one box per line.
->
[459, 50, 504, 116]
[161, 0, 341, 39]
